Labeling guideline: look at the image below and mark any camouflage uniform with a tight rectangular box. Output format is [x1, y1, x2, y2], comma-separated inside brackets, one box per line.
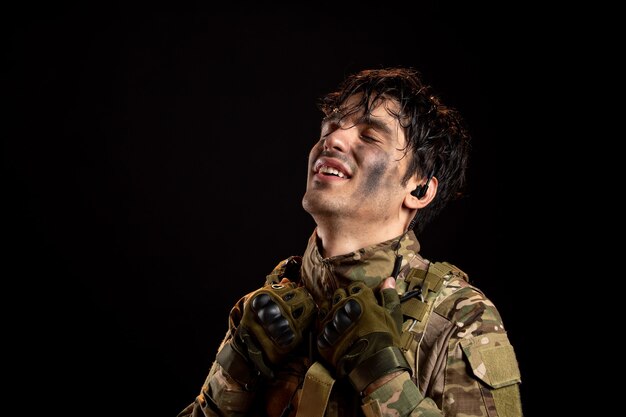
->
[178, 230, 523, 417]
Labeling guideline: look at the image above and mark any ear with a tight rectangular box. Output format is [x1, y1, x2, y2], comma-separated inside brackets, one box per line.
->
[404, 176, 438, 210]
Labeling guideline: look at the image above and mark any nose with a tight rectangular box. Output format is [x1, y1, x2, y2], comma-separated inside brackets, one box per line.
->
[323, 125, 351, 153]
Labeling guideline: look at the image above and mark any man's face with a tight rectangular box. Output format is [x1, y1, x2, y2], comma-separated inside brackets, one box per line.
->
[302, 95, 411, 225]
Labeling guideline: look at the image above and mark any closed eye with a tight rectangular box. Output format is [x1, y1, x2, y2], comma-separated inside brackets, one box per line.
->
[360, 133, 380, 144]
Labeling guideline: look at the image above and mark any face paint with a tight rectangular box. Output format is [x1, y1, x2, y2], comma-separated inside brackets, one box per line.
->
[360, 158, 388, 197]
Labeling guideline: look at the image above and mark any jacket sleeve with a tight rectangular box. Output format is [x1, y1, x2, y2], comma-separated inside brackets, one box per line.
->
[176, 363, 257, 417]
[360, 285, 523, 417]
[361, 371, 443, 417]
[436, 286, 523, 417]
[177, 332, 258, 417]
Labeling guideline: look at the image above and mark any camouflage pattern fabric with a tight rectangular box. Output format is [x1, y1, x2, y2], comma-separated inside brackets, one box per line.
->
[177, 229, 523, 417]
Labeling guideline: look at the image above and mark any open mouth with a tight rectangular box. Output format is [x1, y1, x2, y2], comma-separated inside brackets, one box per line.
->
[314, 159, 352, 180]
[317, 164, 348, 178]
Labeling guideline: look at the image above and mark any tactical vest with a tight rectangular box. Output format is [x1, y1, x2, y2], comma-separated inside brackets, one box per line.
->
[396, 261, 468, 378]
[265, 256, 468, 417]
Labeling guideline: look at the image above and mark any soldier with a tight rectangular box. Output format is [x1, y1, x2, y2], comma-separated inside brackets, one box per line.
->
[177, 67, 523, 417]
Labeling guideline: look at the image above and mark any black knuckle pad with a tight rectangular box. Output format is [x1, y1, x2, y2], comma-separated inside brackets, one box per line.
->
[323, 322, 340, 345]
[267, 317, 291, 339]
[344, 299, 362, 320]
[275, 331, 295, 347]
[333, 308, 352, 333]
[257, 301, 281, 324]
[282, 291, 295, 301]
[251, 293, 271, 312]
[317, 335, 331, 350]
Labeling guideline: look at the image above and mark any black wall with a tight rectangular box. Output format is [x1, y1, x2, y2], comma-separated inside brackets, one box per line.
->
[6, 2, 533, 415]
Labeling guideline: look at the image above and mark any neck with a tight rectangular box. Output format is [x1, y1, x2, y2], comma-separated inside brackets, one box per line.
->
[314, 216, 409, 258]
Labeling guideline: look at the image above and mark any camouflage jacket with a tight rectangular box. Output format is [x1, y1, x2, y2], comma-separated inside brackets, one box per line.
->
[178, 230, 523, 417]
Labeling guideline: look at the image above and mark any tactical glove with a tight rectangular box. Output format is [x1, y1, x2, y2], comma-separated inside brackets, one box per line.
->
[317, 281, 411, 393]
[216, 278, 316, 388]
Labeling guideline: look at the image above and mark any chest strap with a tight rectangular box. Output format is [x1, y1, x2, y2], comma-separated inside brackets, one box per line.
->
[295, 361, 336, 417]
[399, 261, 467, 351]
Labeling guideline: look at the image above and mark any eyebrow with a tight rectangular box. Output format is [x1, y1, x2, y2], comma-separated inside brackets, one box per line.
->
[361, 115, 393, 136]
[322, 113, 394, 137]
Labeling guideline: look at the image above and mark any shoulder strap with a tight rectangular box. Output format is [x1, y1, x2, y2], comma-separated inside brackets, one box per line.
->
[399, 261, 468, 352]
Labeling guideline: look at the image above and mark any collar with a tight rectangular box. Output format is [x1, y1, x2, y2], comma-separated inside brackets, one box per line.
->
[301, 228, 429, 304]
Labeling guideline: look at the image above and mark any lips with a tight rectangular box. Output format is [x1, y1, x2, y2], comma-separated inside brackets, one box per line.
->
[313, 158, 352, 179]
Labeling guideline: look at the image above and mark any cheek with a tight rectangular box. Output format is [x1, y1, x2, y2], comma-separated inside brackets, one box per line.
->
[357, 148, 398, 195]
[361, 160, 388, 194]
[308, 142, 322, 164]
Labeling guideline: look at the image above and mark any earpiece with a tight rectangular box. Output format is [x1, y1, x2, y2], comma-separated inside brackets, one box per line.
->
[411, 184, 428, 199]
[411, 170, 435, 199]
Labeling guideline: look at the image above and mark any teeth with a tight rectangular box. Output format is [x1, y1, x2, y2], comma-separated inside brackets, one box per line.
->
[319, 165, 346, 178]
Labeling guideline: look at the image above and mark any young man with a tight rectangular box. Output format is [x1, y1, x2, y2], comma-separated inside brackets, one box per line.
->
[178, 68, 522, 417]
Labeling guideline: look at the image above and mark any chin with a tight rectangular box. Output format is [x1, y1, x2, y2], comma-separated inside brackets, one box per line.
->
[302, 191, 315, 215]
[302, 195, 327, 215]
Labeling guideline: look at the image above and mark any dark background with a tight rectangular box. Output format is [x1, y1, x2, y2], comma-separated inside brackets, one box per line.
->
[5, 2, 534, 416]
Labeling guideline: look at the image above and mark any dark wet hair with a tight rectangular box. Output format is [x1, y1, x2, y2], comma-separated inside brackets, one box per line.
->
[319, 67, 470, 233]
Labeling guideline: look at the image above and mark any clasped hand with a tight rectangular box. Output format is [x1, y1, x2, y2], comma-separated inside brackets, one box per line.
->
[222, 277, 409, 392]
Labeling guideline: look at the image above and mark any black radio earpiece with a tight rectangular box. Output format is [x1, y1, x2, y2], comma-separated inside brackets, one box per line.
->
[411, 170, 435, 199]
